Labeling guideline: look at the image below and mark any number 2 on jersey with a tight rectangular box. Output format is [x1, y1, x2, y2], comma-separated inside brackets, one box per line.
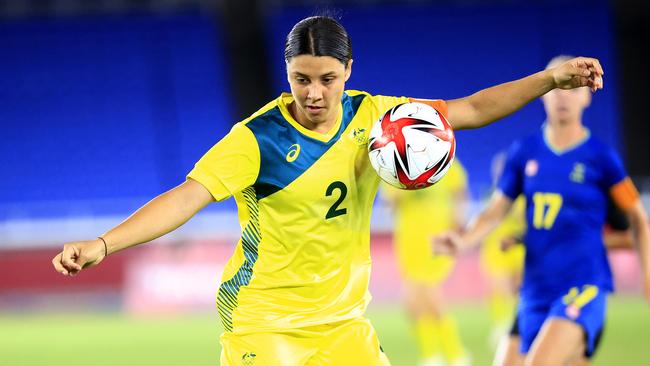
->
[325, 181, 348, 219]
[532, 192, 563, 229]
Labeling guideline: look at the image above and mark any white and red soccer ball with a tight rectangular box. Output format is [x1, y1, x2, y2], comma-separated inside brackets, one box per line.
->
[368, 102, 456, 190]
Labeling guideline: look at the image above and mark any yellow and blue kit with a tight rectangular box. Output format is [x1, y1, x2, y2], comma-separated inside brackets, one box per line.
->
[498, 128, 640, 356]
[188, 90, 447, 364]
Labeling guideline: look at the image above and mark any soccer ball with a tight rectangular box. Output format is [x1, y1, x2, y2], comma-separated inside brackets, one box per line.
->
[368, 102, 456, 190]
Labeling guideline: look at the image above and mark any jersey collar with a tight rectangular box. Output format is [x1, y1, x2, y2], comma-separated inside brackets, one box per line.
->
[542, 123, 591, 155]
[277, 93, 344, 143]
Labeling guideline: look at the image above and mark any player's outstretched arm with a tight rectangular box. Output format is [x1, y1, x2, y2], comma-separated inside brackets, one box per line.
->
[446, 57, 604, 130]
[434, 190, 513, 255]
[52, 178, 214, 276]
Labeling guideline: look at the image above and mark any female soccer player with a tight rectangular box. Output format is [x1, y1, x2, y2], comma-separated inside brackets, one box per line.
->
[52, 17, 605, 365]
[381, 161, 471, 366]
[436, 56, 648, 366]
[481, 152, 527, 350]
[493, 201, 634, 366]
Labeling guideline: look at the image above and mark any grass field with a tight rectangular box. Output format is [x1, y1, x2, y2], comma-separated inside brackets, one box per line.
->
[1, 297, 647, 365]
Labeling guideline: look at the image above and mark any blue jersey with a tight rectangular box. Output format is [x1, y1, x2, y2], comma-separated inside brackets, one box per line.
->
[498, 129, 627, 305]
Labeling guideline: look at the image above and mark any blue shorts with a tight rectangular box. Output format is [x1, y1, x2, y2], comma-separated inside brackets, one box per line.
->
[518, 285, 607, 357]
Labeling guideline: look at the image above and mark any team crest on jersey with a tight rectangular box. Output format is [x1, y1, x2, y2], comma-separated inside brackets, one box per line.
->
[241, 352, 257, 365]
[286, 144, 300, 163]
[525, 159, 539, 177]
[565, 304, 581, 319]
[350, 127, 368, 146]
[570, 162, 585, 183]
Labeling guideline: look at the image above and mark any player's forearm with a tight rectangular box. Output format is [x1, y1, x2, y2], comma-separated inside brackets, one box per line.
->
[461, 211, 503, 249]
[101, 180, 212, 255]
[452, 70, 554, 129]
[461, 192, 513, 249]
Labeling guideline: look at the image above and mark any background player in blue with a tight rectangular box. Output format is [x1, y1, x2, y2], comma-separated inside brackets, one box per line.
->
[494, 197, 635, 366]
[52, 17, 608, 364]
[436, 55, 650, 366]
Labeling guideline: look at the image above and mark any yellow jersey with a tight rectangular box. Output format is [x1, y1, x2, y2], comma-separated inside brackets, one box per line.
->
[381, 161, 468, 283]
[188, 90, 448, 334]
[383, 160, 468, 235]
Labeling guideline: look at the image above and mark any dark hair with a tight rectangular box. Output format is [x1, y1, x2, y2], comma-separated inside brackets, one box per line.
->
[284, 16, 352, 66]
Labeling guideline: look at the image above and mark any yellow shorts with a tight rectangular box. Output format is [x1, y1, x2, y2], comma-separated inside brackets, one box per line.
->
[220, 317, 391, 366]
[395, 231, 455, 284]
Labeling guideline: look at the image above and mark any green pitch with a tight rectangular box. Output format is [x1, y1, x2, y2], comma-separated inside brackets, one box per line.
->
[0, 297, 646, 365]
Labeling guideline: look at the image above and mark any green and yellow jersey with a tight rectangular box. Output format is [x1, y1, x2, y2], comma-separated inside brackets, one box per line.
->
[383, 160, 467, 234]
[188, 90, 448, 334]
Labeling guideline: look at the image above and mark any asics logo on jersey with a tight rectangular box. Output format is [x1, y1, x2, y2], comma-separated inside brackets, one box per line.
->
[286, 144, 301, 162]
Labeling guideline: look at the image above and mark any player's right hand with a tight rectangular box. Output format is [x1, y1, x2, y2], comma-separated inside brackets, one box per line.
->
[52, 239, 106, 276]
[432, 231, 464, 256]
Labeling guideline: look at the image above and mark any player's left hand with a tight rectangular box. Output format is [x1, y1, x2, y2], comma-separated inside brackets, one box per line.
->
[551, 57, 604, 92]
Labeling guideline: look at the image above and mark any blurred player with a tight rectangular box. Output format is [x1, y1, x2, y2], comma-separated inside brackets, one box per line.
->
[492, 197, 634, 366]
[436, 56, 649, 366]
[484, 153, 636, 366]
[382, 160, 471, 366]
[480, 152, 527, 350]
[52, 16, 606, 365]
[481, 201, 526, 348]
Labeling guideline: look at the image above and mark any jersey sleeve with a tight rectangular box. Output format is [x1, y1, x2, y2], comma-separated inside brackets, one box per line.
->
[496, 141, 524, 200]
[368, 94, 410, 113]
[600, 147, 640, 211]
[187, 123, 260, 201]
[409, 98, 449, 120]
[364, 94, 449, 121]
[600, 146, 627, 188]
